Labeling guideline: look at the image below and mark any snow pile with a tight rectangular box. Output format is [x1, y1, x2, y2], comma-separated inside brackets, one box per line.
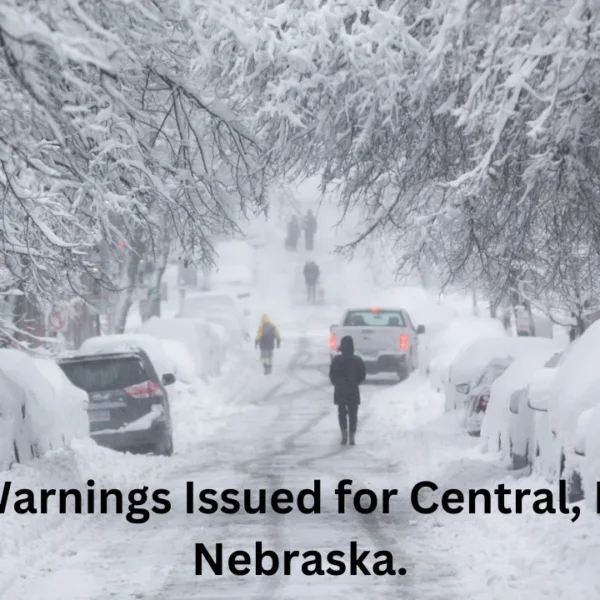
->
[446, 335, 562, 412]
[79, 334, 176, 379]
[137, 317, 225, 380]
[426, 315, 507, 396]
[481, 346, 560, 455]
[0, 350, 89, 471]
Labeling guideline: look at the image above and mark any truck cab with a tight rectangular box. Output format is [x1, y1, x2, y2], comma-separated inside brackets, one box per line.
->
[329, 307, 425, 381]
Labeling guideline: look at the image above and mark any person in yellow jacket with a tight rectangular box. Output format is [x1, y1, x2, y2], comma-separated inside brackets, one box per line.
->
[255, 314, 281, 374]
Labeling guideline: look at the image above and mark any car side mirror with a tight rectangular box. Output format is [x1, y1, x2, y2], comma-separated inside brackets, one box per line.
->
[456, 383, 470, 394]
[162, 373, 176, 386]
[417, 325, 426, 334]
[527, 394, 548, 412]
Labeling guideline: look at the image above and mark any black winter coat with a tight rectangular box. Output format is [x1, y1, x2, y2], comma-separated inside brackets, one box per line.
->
[329, 336, 366, 405]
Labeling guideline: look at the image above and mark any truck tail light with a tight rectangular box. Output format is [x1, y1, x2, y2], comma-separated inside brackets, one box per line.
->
[328, 332, 337, 351]
[399, 333, 409, 351]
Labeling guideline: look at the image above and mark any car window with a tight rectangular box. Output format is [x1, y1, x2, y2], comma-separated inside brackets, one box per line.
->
[544, 352, 563, 368]
[59, 357, 149, 392]
[343, 310, 406, 327]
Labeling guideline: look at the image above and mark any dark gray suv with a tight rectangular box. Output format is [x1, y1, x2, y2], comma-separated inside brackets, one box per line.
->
[58, 349, 174, 456]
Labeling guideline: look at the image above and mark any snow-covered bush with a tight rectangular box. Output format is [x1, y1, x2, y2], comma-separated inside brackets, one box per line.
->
[0, 349, 89, 470]
[481, 346, 561, 457]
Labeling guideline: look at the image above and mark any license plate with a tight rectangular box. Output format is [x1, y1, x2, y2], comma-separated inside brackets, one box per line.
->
[361, 350, 377, 357]
[88, 410, 111, 423]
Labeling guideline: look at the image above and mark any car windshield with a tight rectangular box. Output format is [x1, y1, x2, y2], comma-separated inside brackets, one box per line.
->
[59, 357, 148, 392]
[343, 310, 405, 327]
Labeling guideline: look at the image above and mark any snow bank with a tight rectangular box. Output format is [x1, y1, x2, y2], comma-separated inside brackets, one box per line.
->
[0, 350, 89, 471]
[0, 437, 170, 587]
[481, 346, 560, 455]
[79, 333, 176, 379]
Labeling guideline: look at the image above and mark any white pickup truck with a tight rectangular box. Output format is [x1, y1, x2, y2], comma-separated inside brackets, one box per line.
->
[329, 307, 426, 380]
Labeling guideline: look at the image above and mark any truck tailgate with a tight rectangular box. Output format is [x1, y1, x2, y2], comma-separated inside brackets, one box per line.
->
[333, 326, 402, 356]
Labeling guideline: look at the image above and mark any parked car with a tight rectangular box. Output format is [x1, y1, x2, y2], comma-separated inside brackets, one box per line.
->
[480, 348, 562, 463]
[447, 336, 561, 411]
[0, 349, 89, 469]
[427, 315, 507, 400]
[464, 357, 513, 436]
[505, 351, 564, 470]
[58, 347, 175, 456]
[329, 307, 425, 380]
[544, 321, 600, 496]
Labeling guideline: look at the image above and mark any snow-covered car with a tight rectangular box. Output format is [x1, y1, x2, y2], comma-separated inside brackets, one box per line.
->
[447, 336, 561, 412]
[480, 348, 562, 464]
[58, 347, 175, 456]
[138, 316, 224, 380]
[427, 316, 507, 399]
[210, 239, 256, 301]
[545, 321, 600, 492]
[79, 333, 176, 380]
[463, 357, 513, 436]
[176, 291, 249, 351]
[0, 349, 89, 469]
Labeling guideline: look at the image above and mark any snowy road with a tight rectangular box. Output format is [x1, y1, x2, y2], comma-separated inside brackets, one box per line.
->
[2, 329, 464, 600]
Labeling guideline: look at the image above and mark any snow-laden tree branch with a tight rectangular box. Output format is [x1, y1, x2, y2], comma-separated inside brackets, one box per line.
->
[0, 0, 268, 337]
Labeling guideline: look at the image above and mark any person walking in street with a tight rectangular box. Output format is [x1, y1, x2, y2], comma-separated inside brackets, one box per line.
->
[286, 216, 300, 251]
[255, 314, 281, 374]
[329, 335, 366, 445]
[303, 260, 320, 303]
[302, 209, 317, 251]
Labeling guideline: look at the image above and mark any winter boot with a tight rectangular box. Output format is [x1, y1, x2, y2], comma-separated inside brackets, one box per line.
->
[340, 430, 348, 445]
[349, 431, 355, 446]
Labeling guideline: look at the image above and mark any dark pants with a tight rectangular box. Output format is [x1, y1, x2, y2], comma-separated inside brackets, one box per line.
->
[337, 401, 358, 434]
[306, 282, 316, 302]
[305, 233, 314, 250]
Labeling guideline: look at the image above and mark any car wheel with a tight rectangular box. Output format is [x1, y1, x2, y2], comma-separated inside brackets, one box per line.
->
[397, 366, 409, 382]
[511, 442, 528, 470]
[158, 435, 173, 457]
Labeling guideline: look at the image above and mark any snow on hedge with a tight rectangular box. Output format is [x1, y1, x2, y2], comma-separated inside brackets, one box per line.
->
[0, 349, 89, 470]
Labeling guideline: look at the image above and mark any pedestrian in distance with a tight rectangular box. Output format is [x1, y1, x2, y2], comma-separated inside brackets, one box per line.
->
[285, 216, 301, 251]
[255, 314, 281, 375]
[328, 335, 366, 446]
[302, 209, 317, 251]
[303, 260, 320, 304]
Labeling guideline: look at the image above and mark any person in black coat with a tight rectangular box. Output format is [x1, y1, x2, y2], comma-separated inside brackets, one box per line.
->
[329, 335, 366, 445]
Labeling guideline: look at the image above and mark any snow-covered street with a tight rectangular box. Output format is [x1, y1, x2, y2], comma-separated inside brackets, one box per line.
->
[2, 200, 600, 600]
